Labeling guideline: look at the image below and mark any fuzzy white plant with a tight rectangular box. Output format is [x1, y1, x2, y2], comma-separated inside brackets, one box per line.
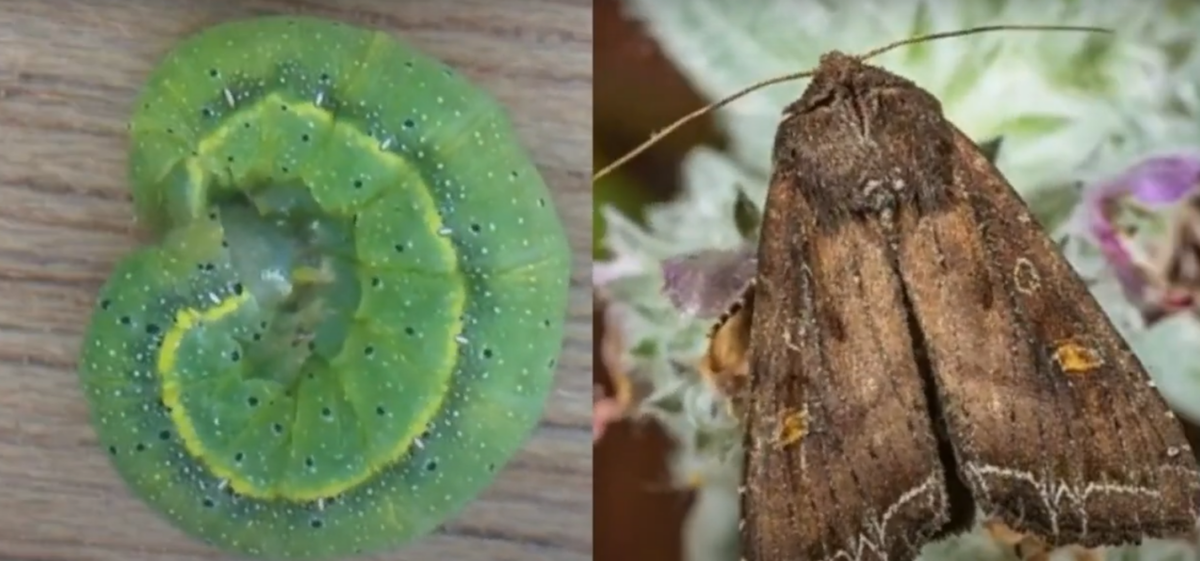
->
[595, 1, 1200, 560]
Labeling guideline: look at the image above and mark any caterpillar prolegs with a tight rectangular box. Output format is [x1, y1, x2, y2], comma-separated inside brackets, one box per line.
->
[77, 15, 571, 560]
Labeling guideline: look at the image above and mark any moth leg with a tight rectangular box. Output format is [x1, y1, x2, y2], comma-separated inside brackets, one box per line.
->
[658, 248, 759, 417]
[698, 288, 755, 416]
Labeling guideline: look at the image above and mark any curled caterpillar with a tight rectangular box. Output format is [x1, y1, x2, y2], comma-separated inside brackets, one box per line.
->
[77, 15, 570, 560]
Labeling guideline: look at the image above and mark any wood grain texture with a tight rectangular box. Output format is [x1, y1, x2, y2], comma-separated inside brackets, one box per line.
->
[0, 1, 592, 560]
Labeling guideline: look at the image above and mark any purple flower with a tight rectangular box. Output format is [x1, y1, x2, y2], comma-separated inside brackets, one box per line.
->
[1080, 153, 1200, 320]
[660, 247, 757, 320]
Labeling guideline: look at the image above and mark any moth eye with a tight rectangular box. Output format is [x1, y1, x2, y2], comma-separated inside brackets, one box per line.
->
[79, 12, 571, 560]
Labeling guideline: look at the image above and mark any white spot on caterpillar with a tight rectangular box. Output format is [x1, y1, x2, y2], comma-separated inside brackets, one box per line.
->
[455, 335, 468, 345]
[261, 269, 291, 295]
[223, 88, 235, 108]
[314, 90, 325, 107]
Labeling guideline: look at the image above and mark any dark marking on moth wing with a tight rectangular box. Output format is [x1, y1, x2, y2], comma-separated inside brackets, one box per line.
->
[741, 50, 1200, 561]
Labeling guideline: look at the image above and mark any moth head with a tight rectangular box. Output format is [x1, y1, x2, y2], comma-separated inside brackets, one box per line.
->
[775, 51, 956, 220]
[791, 51, 944, 120]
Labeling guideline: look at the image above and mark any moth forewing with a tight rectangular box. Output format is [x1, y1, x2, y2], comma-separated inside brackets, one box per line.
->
[742, 83, 954, 558]
[912, 123, 1200, 546]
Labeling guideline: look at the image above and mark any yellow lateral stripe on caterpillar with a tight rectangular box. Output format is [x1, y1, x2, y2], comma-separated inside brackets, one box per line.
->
[180, 92, 451, 231]
[157, 285, 465, 502]
[158, 292, 255, 494]
[158, 292, 252, 375]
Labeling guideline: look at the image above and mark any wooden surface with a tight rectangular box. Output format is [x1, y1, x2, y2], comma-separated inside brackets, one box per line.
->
[0, 1, 592, 560]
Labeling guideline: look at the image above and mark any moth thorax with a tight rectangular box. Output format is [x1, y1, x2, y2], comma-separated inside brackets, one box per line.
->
[858, 177, 910, 213]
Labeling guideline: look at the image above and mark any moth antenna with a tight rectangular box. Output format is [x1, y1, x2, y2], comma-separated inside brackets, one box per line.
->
[855, 24, 1112, 62]
[593, 70, 814, 181]
[594, 24, 1112, 183]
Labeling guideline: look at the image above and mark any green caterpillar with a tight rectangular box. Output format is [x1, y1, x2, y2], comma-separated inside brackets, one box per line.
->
[77, 15, 570, 560]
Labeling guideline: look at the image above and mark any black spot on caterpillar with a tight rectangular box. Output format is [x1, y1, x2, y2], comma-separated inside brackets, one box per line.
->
[77, 15, 571, 560]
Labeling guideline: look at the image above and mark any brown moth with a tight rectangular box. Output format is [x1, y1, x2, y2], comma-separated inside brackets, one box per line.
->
[741, 47, 1200, 561]
[606, 26, 1200, 561]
